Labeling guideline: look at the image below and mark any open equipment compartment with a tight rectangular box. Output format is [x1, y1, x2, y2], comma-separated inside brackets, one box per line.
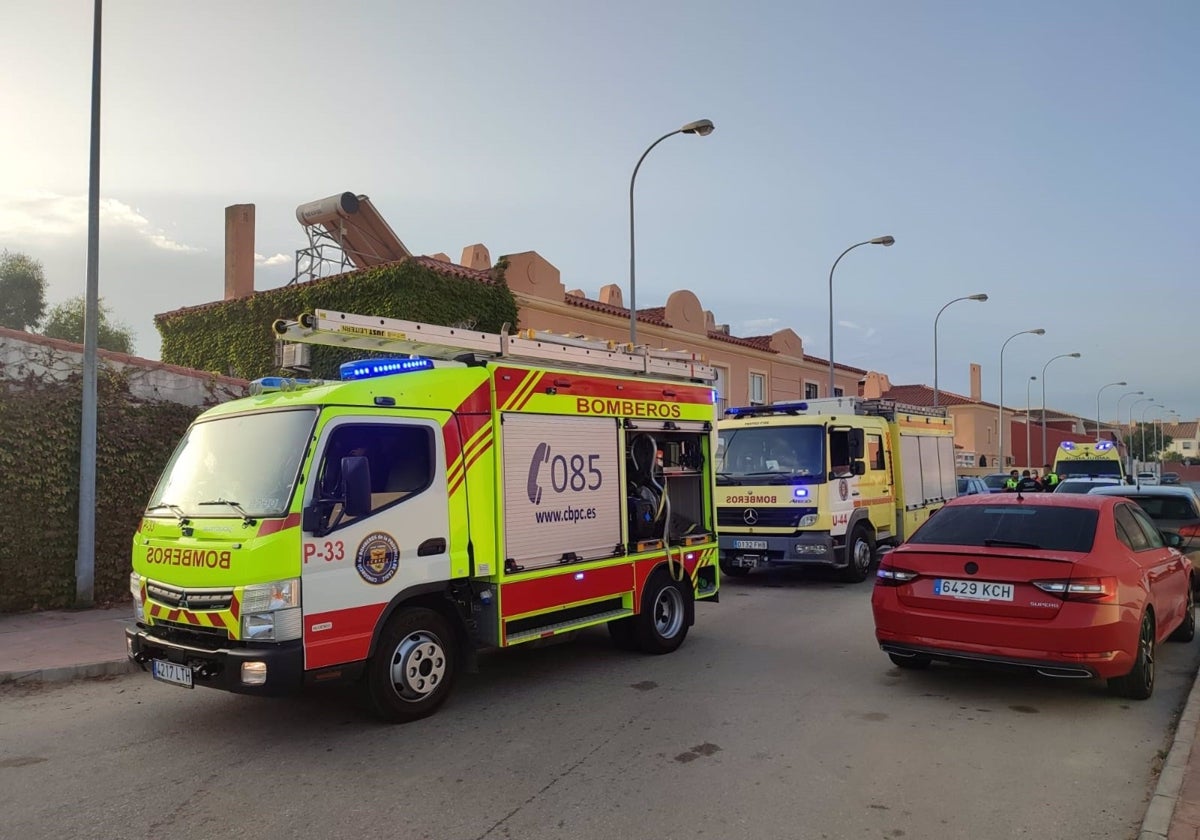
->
[624, 418, 713, 551]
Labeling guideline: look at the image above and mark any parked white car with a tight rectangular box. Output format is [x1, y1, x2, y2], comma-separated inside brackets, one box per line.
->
[1137, 472, 1160, 485]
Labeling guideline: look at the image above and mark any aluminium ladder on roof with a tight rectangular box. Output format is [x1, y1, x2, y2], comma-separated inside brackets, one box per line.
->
[272, 308, 717, 383]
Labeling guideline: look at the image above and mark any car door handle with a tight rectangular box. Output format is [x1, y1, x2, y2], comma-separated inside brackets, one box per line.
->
[418, 538, 447, 556]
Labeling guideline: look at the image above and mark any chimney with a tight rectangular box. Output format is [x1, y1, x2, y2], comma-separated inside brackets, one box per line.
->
[224, 204, 255, 300]
[969, 363, 982, 402]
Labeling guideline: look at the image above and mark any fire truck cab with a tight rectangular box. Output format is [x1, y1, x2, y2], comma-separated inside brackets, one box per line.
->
[126, 310, 720, 722]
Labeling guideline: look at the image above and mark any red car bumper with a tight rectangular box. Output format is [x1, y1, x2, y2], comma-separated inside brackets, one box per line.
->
[872, 588, 1140, 680]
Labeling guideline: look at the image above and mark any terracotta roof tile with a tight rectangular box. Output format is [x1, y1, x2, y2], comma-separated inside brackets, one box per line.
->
[563, 295, 671, 326]
[707, 331, 776, 351]
[883, 384, 990, 408]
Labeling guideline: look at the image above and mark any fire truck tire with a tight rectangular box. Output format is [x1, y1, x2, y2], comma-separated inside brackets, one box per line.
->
[840, 525, 875, 583]
[607, 616, 639, 651]
[634, 569, 692, 655]
[366, 607, 458, 723]
[718, 560, 751, 578]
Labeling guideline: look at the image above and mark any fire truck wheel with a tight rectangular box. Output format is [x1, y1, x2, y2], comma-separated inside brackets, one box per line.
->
[718, 560, 751, 578]
[366, 607, 458, 723]
[635, 569, 692, 655]
[607, 616, 639, 651]
[840, 525, 876, 583]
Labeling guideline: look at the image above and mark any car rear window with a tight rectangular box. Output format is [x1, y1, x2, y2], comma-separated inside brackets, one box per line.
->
[907, 504, 1099, 552]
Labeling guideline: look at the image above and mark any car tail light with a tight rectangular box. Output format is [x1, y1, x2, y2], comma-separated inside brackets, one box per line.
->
[1032, 576, 1117, 603]
[876, 567, 918, 586]
[1177, 524, 1200, 539]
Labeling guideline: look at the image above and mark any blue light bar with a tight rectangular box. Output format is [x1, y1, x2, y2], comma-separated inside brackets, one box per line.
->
[340, 357, 434, 381]
[1095, 440, 1114, 451]
[725, 401, 809, 418]
[249, 376, 324, 395]
[1060, 441, 1075, 451]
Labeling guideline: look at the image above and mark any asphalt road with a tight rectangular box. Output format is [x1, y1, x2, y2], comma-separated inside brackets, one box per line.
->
[2, 573, 1197, 840]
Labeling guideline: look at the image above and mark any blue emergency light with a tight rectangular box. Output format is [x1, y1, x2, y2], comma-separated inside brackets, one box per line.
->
[1095, 440, 1114, 451]
[339, 357, 435, 381]
[725, 401, 809, 418]
[1060, 441, 1075, 451]
[249, 376, 324, 395]
[794, 487, 809, 498]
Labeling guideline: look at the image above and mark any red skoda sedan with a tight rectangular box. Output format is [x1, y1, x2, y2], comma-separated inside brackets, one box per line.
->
[872, 493, 1194, 699]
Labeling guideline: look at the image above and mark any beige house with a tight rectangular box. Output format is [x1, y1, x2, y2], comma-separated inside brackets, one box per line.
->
[455, 247, 869, 412]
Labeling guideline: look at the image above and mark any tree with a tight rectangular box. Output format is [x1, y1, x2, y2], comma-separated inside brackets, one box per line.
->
[1121, 431, 1174, 463]
[41, 296, 136, 354]
[0, 250, 48, 330]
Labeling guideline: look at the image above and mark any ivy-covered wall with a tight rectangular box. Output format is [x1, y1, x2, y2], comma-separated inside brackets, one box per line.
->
[0, 371, 199, 611]
[156, 259, 518, 380]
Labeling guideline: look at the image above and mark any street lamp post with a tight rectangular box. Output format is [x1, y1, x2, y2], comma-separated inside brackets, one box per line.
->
[1041, 352, 1082, 466]
[1129, 397, 1154, 473]
[1141, 404, 1163, 468]
[628, 118, 715, 345]
[828, 235, 894, 396]
[998, 328, 1046, 471]
[1095, 381, 1127, 441]
[1026, 376, 1037, 468]
[933, 293, 988, 408]
[1115, 390, 1144, 470]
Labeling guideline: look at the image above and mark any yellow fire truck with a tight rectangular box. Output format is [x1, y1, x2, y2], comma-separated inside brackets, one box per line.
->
[126, 310, 719, 722]
[716, 398, 955, 582]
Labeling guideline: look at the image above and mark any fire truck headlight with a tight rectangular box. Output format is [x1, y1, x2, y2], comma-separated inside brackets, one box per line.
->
[129, 572, 144, 621]
[241, 578, 301, 613]
[242, 608, 302, 642]
[798, 514, 818, 527]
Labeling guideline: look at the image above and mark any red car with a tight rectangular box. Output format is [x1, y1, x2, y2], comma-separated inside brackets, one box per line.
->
[872, 493, 1194, 699]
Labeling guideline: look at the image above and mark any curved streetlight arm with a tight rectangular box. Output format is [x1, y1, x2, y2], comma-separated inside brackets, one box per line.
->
[628, 129, 683, 346]
[932, 293, 988, 408]
[1095, 381, 1127, 441]
[828, 241, 872, 397]
[1040, 352, 1081, 466]
[829, 238, 893, 395]
[997, 328, 1045, 470]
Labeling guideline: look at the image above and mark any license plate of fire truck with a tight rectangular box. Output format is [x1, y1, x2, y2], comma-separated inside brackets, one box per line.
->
[152, 659, 194, 689]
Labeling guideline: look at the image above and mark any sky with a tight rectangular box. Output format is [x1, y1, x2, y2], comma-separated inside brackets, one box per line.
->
[1, 1, 1197, 424]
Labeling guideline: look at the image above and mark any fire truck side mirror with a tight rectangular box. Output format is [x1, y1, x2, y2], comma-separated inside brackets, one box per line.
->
[852, 460, 867, 476]
[847, 428, 866, 460]
[342, 455, 373, 518]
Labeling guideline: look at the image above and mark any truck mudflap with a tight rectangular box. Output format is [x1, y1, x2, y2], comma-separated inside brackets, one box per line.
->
[126, 626, 304, 696]
[718, 532, 841, 569]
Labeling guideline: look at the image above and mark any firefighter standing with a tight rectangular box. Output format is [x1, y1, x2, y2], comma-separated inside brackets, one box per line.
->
[1004, 470, 1020, 491]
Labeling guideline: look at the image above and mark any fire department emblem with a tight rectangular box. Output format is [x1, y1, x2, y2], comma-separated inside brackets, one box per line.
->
[355, 532, 400, 585]
[838, 479, 849, 501]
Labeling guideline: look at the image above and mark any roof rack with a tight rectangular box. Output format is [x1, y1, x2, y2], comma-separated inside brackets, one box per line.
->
[272, 309, 716, 383]
[725, 397, 949, 420]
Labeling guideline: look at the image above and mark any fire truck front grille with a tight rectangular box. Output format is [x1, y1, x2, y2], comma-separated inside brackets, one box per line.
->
[147, 621, 228, 650]
[146, 581, 234, 611]
[718, 507, 806, 528]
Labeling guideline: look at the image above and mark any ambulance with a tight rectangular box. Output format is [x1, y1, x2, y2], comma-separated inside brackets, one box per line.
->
[1052, 439, 1125, 480]
[126, 310, 720, 722]
[716, 398, 955, 582]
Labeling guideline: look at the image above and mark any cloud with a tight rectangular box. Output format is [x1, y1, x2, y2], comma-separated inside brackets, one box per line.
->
[0, 191, 202, 253]
[255, 252, 291, 267]
[837, 319, 877, 340]
[737, 317, 782, 334]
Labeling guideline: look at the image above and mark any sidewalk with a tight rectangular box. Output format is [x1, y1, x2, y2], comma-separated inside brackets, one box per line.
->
[2, 605, 1200, 837]
[0, 606, 137, 684]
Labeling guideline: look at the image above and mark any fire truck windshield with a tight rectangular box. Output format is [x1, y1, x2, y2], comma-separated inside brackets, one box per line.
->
[717, 426, 825, 482]
[147, 408, 318, 518]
